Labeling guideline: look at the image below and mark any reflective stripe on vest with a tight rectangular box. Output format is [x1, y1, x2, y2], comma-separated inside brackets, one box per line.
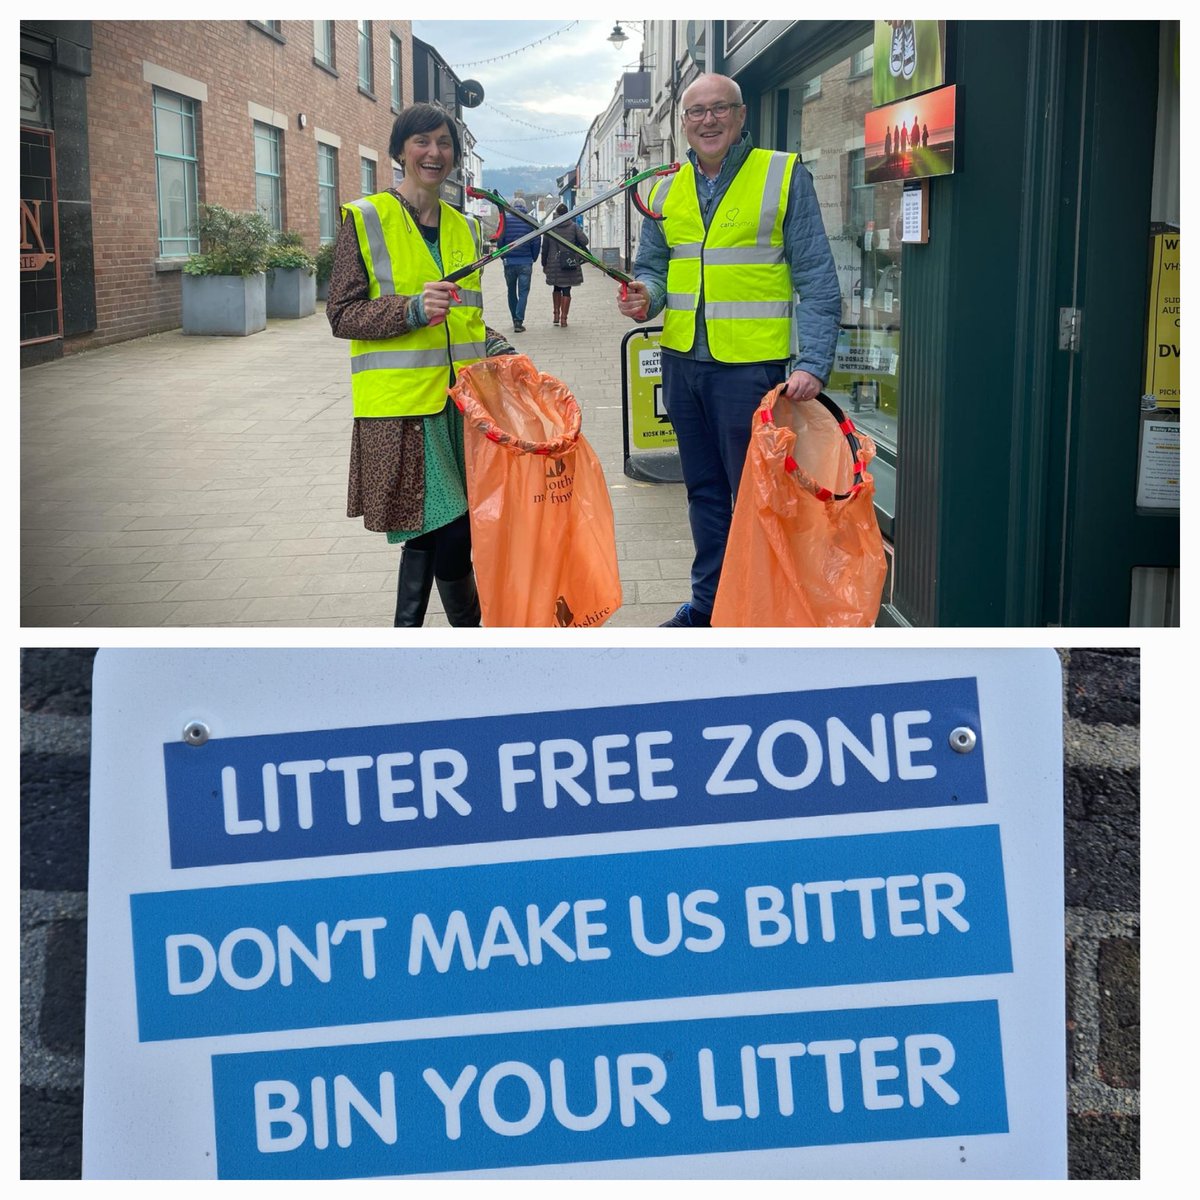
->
[650, 149, 796, 362]
[342, 193, 486, 417]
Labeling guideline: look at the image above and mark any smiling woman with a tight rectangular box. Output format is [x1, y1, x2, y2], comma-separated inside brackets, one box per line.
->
[325, 102, 519, 628]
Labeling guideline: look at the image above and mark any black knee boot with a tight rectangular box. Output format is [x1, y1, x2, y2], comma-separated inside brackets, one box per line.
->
[394, 545, 435, 627]
[436, 569, 482, 627]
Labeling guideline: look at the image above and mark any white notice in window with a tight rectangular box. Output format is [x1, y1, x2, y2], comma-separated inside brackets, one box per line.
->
[902, 188, 923, 243]
[1136, 419, 1180, 508]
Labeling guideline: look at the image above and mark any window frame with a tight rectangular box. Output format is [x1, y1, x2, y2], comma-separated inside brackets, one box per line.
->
[313, 20, 336, 73]
[390, 33, 402, 111]
[357, 21, 374, 96]
[318, 142, 340, 244]
[152, 86, 200, 259]
[253, 120, 283, 233]
[361, 156, 377, 197]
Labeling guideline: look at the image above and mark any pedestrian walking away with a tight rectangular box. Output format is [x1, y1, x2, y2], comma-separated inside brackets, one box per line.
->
[616, 72, 841, 627]
[327, 102, 518, 627]
[540, 203, 588, 328]
[496, 198, 540, 334]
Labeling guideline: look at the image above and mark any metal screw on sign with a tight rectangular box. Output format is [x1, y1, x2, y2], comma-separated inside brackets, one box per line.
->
[949, 726, 977, 754]
[183, 721, 210, 747]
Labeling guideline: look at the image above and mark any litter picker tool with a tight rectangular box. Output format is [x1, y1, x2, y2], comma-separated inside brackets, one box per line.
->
[443, 161, 679, 287]
[467, 185, 636, 293]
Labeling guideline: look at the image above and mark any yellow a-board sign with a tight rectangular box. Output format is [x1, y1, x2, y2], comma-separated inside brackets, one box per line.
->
[625, 327, 677, 450]
[621, 326, 681, 482]
[1143, 230, 1180, 409]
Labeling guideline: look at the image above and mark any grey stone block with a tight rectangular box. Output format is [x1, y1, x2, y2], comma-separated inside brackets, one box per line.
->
[20, 1085, 83, 1179]
[1067, 1113, 1139, 1180]
[1097, 936, 1140, 1089]
[1067, 650, 1140, 726]
[21, 752, 90, 892]
[20, 650, 97, 715]
[1064, 765, 1140, 910]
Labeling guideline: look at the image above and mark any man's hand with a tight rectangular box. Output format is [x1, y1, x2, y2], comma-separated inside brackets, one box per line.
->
[781, 369, 823, 401]
[617, 280, 651, 321]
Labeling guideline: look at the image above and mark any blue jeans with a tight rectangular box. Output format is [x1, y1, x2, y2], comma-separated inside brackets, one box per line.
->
[661, 354, 787, 614]
[503, 262, 532, 322]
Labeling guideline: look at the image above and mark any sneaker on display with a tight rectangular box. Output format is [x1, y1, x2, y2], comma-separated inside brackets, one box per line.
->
[890, 24, 904, 76]
[902, 21, 917, 80]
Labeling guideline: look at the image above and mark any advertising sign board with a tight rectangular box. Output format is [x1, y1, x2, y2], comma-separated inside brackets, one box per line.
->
[84, 648, 1066, 1179]
[620, 326, 681, 482]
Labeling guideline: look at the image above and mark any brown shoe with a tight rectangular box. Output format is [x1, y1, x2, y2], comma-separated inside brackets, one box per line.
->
[559, 295, 571, 328]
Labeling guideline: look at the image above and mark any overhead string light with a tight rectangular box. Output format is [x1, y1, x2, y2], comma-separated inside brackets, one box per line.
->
[481, 101, 585, 136]
[451, 21, 579, 68]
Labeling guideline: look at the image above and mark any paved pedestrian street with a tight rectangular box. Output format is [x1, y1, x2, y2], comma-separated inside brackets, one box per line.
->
[21, 263, 695, 627]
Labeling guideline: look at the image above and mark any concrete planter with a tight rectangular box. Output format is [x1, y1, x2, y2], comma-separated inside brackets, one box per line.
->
[316, 277, 331, 302]
[181, 272, 267, 336]
[266, 267, 317, 318]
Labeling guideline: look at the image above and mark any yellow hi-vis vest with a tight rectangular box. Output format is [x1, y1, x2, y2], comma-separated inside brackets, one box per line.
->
[648, 148, 796, 362]
[341, 192, 487, 417]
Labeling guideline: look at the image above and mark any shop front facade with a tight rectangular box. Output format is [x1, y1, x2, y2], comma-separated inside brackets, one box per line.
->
[673, 20, 1179, 627]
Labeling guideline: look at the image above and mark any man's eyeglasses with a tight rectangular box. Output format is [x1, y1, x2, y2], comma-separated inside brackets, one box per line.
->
[682, 101, 742, 123]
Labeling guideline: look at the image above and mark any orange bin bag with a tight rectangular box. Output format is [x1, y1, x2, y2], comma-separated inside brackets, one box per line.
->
[711, 386, 887, 627]
[448, 354, 622, 628]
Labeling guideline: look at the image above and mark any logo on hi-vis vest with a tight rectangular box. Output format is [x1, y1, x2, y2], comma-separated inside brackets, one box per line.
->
[449, 249, 465, 266]
[718, 205, 754, 230]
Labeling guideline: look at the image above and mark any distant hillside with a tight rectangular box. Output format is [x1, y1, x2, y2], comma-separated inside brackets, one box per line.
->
[480, 165, 574, 200]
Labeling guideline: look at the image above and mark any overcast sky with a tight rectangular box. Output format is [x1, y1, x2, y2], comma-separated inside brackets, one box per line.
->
[412, 20, 644, 172]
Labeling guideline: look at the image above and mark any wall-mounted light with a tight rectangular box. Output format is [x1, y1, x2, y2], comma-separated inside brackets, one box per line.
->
[298, 113, 308, 129]
[607, 23, 628, 50]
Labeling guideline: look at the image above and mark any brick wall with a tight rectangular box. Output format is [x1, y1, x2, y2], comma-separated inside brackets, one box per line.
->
[19, 648, 1140, 1178]
[70, 19, 413, 352]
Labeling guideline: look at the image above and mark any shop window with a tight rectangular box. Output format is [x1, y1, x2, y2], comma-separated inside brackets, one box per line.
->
[318, 143, 339, 243]
[253, 122, 282, 232]
[361, 156, 376, 197]
[780, 37, 902, 526]
[314, 21, 335, 72]
[153, 87, 200, 258]
[390, 34, 403, 111]
[358, 21, 374, 94]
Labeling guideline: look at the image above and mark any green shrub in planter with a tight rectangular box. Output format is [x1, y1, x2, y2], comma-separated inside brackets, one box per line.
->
[181, 205, 273, 335]
[314, 240, 336, 301]
[265, 230, 317, 318]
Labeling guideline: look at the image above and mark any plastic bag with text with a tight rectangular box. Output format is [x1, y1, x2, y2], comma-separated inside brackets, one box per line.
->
[449, 355, 622, 627]
[711, 387, 887, 627]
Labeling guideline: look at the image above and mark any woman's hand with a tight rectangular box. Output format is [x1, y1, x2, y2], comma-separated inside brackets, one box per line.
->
[422, 280, 458, 326]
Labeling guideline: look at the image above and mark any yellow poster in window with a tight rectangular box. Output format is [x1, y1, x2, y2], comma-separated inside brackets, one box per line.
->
[1143, 231, 1180, 410]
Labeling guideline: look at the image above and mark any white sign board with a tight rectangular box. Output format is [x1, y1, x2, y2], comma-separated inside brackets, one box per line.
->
[84, 648, 1065, 1179]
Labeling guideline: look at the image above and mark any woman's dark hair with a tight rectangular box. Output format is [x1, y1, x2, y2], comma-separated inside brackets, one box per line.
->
[389, 103, 461, 167]
[554, 202, 568, 217]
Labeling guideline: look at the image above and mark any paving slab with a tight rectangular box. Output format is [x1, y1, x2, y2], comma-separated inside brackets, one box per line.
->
[21, 261, 694, 627]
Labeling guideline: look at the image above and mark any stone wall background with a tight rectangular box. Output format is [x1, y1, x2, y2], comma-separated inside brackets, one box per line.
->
[19, 647, 1140, 1178]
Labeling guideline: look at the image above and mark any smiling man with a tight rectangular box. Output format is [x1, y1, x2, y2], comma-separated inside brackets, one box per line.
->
[618, 74, 841, 628]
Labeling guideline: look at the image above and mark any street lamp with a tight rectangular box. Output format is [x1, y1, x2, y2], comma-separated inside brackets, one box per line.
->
[607, 23, 628, 50]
